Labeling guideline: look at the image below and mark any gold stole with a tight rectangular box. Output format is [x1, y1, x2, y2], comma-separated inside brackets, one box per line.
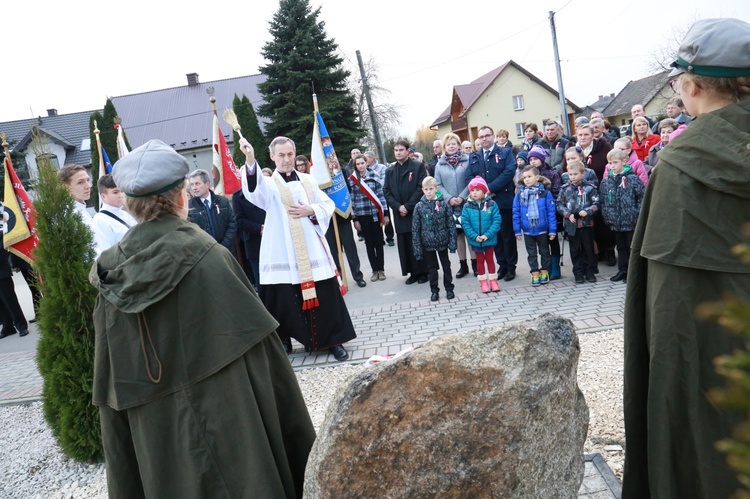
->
[273, 172, 320, 309]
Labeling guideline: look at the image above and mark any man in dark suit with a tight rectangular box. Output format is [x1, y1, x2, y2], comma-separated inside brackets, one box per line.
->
[466, 126, 518, 281]
[384, 139, 428, 284]
[233, 171, 266, 288]
[188, 169, 237, 257]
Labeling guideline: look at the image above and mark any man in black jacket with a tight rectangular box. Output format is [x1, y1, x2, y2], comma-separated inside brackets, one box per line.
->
[188, 169, 237, 257]
[466, 126, 518, 281]
[232, 173, 266, 288]
[0, 245, 28, 338]
[384, 140, 428, 284]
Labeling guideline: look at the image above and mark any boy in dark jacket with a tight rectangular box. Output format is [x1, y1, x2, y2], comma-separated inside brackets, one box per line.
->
[556, 160, 601, 284]
[599, 149, 645, 283]
[513, 166, 557, 286]
[412, 176, 457, 301]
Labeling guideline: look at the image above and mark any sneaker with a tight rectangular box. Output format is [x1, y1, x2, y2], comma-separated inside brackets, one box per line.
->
[378, 270, 386, 281]
[480, 279, 490, 293]
[370, 272, 379, 282]
[531, 273, 541, 287]
[489, 279, 500, 292]
[539, 270, 549, 284]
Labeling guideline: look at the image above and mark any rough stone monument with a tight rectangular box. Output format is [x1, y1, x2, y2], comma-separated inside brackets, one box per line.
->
[304, 314, 589, 498]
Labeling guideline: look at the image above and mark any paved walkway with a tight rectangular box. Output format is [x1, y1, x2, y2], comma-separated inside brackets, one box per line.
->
[0, 275, 625, 401]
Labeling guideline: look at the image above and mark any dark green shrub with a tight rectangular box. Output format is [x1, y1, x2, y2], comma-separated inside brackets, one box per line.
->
[34, 152, 102, 462]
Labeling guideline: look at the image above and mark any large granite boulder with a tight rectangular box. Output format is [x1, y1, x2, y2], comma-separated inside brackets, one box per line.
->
[304, 314, 589, 498]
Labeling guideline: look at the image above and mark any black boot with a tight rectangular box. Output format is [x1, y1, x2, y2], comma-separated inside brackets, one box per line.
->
[471, 258, 478, 277]
[456, 260, 469, 278]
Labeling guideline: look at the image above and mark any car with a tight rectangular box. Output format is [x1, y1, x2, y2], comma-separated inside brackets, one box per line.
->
[619, 125, 630, 137]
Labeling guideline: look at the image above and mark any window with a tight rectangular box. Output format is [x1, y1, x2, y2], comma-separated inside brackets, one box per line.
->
[513, 95, 524, 111]
[515, 123, 526, 138]
[36, 153, 59, 170]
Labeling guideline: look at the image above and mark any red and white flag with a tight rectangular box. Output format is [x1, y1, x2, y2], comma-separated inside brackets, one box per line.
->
[212, 113, 241, 195]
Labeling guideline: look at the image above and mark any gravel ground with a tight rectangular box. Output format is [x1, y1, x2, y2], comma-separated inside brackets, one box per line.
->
[0, 328, 624, 497]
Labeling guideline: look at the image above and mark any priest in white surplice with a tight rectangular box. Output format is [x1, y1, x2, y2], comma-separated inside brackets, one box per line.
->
[239, 136, 355, 361]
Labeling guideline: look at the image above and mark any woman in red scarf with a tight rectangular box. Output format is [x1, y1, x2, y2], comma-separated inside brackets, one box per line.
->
[630, 116, 660, 162]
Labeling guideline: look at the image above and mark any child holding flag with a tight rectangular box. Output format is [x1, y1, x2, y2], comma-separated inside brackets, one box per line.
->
[349, 154, 389, 282]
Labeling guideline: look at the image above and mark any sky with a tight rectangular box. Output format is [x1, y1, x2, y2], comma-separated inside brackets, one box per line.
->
[2, 0, 748, 139]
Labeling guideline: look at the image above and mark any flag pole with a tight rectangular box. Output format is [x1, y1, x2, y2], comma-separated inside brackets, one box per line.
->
[313, 94, 348, 289]
[93, 121, 105, 209]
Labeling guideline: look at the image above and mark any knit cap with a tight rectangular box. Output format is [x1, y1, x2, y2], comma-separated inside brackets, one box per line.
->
[516, 151, 529, 164]
[468, 176, 489, 194]
[527, 145, 550, 163]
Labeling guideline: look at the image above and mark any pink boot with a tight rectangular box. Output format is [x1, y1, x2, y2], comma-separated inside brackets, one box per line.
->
[488, 273, 500, 292]
[479, 274, 490, 293]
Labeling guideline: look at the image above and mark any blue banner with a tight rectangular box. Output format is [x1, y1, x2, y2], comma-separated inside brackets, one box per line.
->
[314, 111, 351, 217]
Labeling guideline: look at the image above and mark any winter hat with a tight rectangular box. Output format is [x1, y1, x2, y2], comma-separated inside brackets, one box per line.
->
[669, 18, 750, 77]
[516, 151, 529, 164]
[669, 124, 688, 142]
[527, 145, 550, 163]
[113, 140, 189, 197]
[468, 176, 489, 194]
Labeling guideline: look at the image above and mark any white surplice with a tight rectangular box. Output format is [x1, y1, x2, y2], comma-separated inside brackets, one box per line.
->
[241, 165, 336, 285]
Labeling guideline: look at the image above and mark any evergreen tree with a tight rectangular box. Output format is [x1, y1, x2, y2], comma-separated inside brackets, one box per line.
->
[258, 0, 364, 156]
[232, 94, 266, 168]
[89, 99, 130, 205]
[34, 149, 102, 462]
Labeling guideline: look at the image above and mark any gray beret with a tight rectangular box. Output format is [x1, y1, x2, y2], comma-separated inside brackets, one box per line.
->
[112, 140, 189, 197]
[670, 18, 750, 78]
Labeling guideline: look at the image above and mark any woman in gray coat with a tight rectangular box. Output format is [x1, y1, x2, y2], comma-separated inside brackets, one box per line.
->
[435, 133, 472, 278]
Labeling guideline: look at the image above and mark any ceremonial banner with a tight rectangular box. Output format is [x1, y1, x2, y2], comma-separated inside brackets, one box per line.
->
[3, 156, 38, 263]
[309, 111, 351, 218]
[101, 146, 113, 176]
[116, 123, 129, 159]
[212, 113, 241, 195]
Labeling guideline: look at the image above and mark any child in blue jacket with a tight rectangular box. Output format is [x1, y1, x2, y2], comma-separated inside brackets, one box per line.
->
[461, 176, 502, 293]
[513, 165, 557, 286]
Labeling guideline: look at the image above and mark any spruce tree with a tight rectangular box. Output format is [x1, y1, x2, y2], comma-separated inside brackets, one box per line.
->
[89, 99, 130, 204]
[34, 150, 102, 462]
[232, 94, 266, 168]
[258, 0, 364, 155]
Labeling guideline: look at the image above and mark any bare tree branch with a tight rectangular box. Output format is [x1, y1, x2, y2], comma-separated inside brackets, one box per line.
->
[348, 54, 404, 149]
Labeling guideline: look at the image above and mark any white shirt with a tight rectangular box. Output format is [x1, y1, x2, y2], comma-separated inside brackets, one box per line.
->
[92, 202, 137, 251]
[74, 201, 109, 258]
[241, 163, 335, 285]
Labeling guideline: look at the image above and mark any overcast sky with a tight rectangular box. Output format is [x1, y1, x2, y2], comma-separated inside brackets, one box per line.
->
[2, 0, 748, 139]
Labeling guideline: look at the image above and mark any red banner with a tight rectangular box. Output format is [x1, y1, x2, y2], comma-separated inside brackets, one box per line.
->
[3, 157, 39, 263]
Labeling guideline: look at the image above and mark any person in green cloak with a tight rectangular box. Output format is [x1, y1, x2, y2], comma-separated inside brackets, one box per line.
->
[90, 139, 315, 498]
[622, 18, 750, 498]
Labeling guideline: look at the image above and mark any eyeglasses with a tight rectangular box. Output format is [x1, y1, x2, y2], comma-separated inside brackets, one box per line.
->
[669, 79, 680, 93]
[478, 134, 493, 139]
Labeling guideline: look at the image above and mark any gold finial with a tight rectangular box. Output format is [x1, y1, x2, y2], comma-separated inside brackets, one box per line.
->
[94, 120, 100, 135]
[114, 116, 122, 125]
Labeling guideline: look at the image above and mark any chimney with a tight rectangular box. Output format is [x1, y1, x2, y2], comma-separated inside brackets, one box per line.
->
[610, 93, 615, 97]
[598, 95, 603, 100]
[47, 108, 58, 117]
[186, 73, 200, 86]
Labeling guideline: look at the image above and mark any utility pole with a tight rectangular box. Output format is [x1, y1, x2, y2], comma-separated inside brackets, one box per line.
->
[356, 50, 387, 164]
[549, 11, 570, 136]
